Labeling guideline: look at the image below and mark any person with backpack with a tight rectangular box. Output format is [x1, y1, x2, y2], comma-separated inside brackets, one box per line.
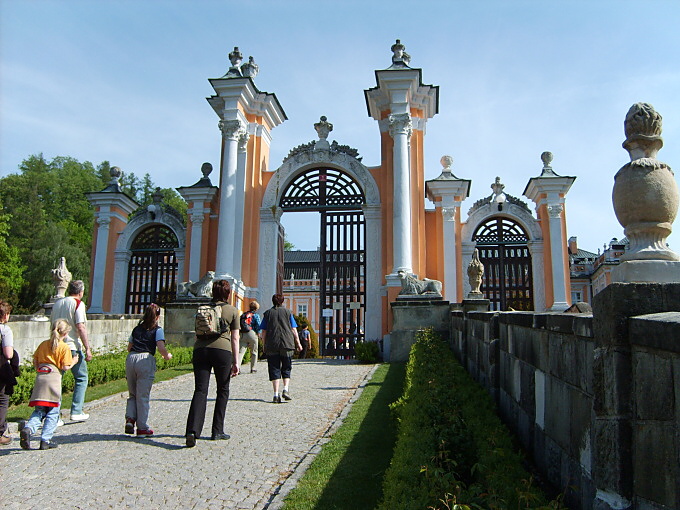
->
[185, 279, 240, 447]
[238, 300, 262, 374]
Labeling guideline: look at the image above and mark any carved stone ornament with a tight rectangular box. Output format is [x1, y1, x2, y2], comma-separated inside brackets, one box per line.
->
[441, 207, 456, 222]
[390, 39, 411, 67]
[441, 155, 453, 174]
[201, 162, 213, 179]
[388, 113, 412, 138]
[397, 270, 442, 296]
[241, 56, 259, 79]
[314, 116, 333, 140]
[177, 271, 215, 298]
[238, 131, 250, 151]
[51, 257, 72, 300]
[219, 119, 246, 140]
[490, 176, 507, 205]
[223, 47, 243, 78]
[547, 204, 564, 219]
[613, 103, 679, 261]
[467, 249, 484, 296]
[540, 151, 559, 176]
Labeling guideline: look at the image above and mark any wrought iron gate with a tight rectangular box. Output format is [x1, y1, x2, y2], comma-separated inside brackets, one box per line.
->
[280, 167, 366, 357]
[472, 217, 533, 311]
[125, 225, 179, 314]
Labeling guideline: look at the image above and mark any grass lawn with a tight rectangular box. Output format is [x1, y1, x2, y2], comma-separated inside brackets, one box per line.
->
[282, 362, 406, 510]
[6, 364, 193, 422]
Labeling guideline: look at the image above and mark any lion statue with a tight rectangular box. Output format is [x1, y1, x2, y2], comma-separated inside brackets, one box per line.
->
[177, 271, 215, 298]
[397, 270, 442, 297]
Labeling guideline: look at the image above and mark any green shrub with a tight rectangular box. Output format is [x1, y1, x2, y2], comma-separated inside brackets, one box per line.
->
[294, 314, 318, 358]
[354, 340, 380, 363]
[379, 328, 559, 510]
[9, 345, 194, 406]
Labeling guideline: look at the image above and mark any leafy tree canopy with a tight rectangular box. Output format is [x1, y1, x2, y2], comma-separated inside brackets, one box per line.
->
[0, 154, 188, 312]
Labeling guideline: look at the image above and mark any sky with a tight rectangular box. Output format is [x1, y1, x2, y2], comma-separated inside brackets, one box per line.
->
[2, 0, 680, 254]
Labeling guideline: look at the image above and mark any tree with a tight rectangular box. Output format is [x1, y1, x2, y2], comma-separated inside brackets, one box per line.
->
[0, 206, 25, 305]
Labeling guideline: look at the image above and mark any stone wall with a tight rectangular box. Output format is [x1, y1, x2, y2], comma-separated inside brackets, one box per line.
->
[8, 313, 145, 363]
[449, 282, 680, 510]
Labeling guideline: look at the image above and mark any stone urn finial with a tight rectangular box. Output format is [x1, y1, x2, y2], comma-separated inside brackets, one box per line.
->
[612, 103, 679, 262]
[110, 166, 122, 185]
[467, 249, 484, 297]
[229, 46, 243, 67]
[314, 116, 333, 150]
[440, 155, 453, 174]
[241, 56, 259, 79]
[201, 162, 213, 179]
[390, 39, 411, 67]
[51, 257, 72, 300]
[540, 151, 558, 176]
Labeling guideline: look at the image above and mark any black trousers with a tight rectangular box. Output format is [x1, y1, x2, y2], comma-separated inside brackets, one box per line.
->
[185, 347, 233, 439]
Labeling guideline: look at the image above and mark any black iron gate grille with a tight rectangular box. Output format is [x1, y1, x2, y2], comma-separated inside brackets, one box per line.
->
[473, 217, 533, 311]
[279, 167, 366, 357]
[320, 211, 365, 357]
[125, 225, 178, 314]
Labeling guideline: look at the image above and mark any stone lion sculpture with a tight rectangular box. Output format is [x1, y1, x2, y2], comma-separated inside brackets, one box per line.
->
[178, 271, 215, 298]
[397, 270, 442, 296]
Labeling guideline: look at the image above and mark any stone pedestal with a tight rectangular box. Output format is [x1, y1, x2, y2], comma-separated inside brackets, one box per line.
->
[390, 297, 450, 362]
[164, 299, 210, 346]
[462, 298, 490, 313]
[611, 260, 680, 283]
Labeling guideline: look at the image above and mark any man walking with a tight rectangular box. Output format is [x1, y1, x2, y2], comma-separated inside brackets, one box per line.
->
[50, 280, 92, 421]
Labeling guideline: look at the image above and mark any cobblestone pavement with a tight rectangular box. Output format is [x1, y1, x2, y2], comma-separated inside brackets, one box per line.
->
[0, 359, 376, 509]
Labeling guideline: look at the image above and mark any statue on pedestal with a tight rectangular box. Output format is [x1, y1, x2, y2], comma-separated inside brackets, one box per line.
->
[177, 271, 215, 298]
[51, 257, 72, 301]
[397, 270, 442, 297]
[467, 249, 484, 299]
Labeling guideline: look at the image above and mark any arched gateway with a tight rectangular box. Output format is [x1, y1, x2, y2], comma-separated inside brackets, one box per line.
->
[259, 130, 383, 348]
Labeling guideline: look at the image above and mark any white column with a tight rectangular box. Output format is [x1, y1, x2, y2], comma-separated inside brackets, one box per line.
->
[232, 130, 250, 283]
[89, 214, 111, 313]
[441, 202, 459, 302]
[527, 241, 545, 311]
[389, 112, 413, 275]
[257, 206, 282, 304]
[188, 211, 205, 281]
[363, 205, 382, 341]
[547, 204, 569, 310]
[215, 119, 246, 279]
[112, 250, 132, 314]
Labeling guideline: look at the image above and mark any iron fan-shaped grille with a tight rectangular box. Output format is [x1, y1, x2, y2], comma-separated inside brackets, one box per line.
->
[280, 168, 364, 211]
[131, 225, 179, 250]
[472, 217, 529, 245]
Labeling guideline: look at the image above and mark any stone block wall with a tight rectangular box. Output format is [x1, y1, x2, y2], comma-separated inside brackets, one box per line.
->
[8, 313, 145, 363]
[449, 282, 680, 510]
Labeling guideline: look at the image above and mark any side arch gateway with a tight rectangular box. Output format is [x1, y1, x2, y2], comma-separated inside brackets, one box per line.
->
[461, 199, 545, 311]
[111, 208, 186, 314]
[259, 146, 382, 343]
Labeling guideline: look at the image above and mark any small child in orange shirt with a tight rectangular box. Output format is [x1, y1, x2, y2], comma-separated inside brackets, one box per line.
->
[20, 319, 76, 450]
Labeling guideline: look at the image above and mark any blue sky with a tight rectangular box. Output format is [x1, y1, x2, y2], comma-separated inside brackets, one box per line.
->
[2, 0, 679, 254]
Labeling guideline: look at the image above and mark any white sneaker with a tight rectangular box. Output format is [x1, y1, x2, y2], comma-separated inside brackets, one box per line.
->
[70, 413, 89, 422]
[57, 419, 64, 427]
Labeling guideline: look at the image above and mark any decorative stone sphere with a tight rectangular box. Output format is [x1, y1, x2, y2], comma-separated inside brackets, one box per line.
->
[110, 166, 122, 180]
[201, 162, 213, 178]
[612, 103, 680, 261]
[440, 155, 453, 170]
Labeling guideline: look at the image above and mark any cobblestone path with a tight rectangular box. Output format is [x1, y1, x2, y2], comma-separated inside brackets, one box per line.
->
[0, 359, 375, 509]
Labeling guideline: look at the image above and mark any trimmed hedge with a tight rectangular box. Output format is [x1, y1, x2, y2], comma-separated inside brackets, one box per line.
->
[379, 328, 563, 510]
[8, 345, 194, 406]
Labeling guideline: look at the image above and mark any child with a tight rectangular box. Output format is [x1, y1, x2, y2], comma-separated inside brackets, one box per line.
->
[125, 303, 172, 437]
[20, 319, 75, 450]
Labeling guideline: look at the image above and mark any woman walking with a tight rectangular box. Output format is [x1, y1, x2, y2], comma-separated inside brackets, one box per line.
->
[185, 280, 240, 447]
[20, 319, 75, 450]
[238, 300, 262, 374]
[260, 294, 302, 403]
[125, 303, 172, 437]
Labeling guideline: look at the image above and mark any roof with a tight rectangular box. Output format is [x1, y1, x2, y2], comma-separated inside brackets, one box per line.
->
[284, 250, 320, 263]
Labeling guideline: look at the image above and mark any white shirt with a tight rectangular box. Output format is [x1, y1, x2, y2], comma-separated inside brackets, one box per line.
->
[0, 323, 13, 348]
[50, 296, 87, 351]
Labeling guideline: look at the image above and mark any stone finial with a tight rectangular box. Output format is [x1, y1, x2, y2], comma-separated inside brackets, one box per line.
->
[440, 155, 453, 174]
[314, 116, 333, 150]
[623, 102, 663, 160]
[540, 151, 558, 176]
[224, 46, 244, 78]
[490, 176, 507, 205]
[314, 116, 333, 140]
[51, 257, 72, 300]
[110, 166, 122, 184]
[201, 162, 213, 179]
[612, 102, 680, 265]
[390, 39, 411, 67]
[241, 56, 259, 79]
[467, 249, 484, 297]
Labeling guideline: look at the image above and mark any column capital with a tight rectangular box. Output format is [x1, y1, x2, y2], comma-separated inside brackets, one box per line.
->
[238, 131, 250, 151]
[441, 206, 456, 222]
[219, 119, 247, 141]
[97, 216, 112, 228]
[547, 203, 564, 219]
[388, 113, 412, 138]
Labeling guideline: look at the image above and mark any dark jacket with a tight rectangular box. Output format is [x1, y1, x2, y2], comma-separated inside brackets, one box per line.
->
[0, 350, 21, 394]
[262, 306, 295, 354]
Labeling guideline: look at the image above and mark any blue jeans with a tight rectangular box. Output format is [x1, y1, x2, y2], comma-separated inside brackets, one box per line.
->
[26, 405, 61, 442]
[70, 350, 88, 415]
